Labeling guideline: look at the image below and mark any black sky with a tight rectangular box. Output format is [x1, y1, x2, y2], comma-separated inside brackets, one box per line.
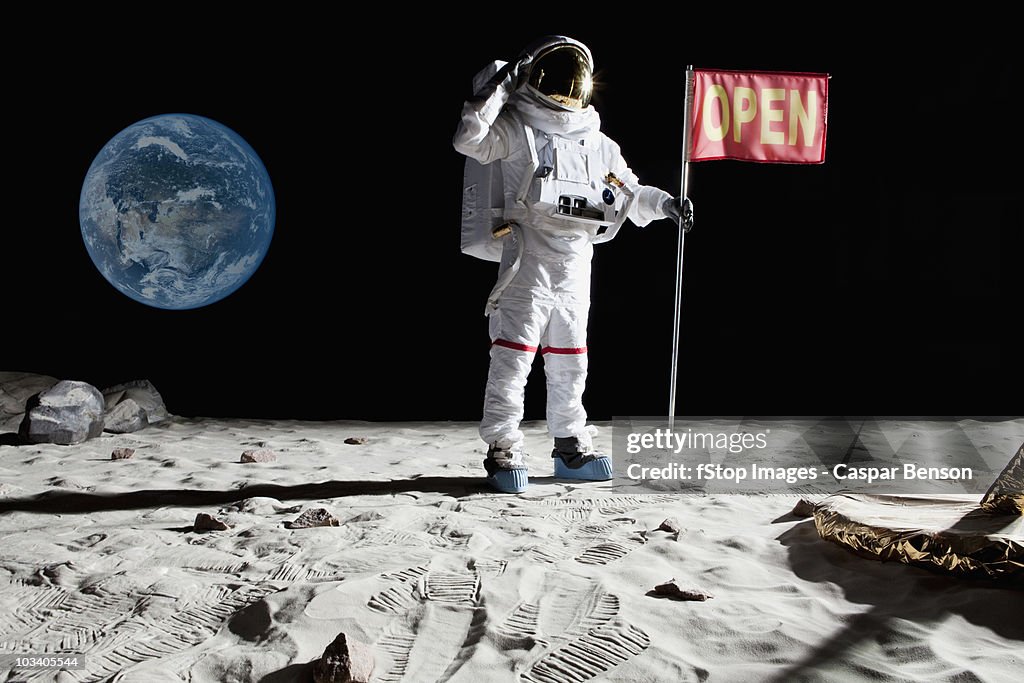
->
[4, 16, 1021, 420]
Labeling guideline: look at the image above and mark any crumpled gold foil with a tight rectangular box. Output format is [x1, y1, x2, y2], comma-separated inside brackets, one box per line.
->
[814, 492, 1024, 581]
[981, 441, 1024, 515]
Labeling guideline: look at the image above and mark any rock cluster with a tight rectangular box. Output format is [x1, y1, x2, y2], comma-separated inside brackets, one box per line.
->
[0, 373, 169, 445]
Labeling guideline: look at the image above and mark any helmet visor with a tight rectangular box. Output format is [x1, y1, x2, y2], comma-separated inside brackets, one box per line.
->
[527, 45, 593, 110]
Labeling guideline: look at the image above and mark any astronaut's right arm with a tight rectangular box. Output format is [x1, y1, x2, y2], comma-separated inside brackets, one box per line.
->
[453, 65, 518, 165]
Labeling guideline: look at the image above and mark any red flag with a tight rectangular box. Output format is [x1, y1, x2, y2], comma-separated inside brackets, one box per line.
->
[690, 69, 829, 164]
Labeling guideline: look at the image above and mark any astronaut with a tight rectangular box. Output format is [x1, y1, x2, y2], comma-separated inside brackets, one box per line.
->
[454, 36, 691, 493]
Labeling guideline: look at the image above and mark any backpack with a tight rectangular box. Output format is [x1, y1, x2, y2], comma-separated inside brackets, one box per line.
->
[461, 155, 507, 263]
[460, 60, 509, 263]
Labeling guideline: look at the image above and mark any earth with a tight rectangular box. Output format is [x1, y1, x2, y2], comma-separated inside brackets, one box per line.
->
[79, 114, 275, 309]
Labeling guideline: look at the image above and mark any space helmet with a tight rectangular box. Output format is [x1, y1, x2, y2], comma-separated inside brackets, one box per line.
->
[519, 36, 594, 112]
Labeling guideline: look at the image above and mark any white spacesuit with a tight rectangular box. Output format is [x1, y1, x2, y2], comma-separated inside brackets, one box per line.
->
[454, 36, 688, 492]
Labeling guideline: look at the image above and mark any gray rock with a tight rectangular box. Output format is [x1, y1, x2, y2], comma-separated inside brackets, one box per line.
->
[344, 437, 368, 445]
[240, 449, 277, 463]
[285, 508, 340, 529]
[19, 380, 105, 445]
[0, 372, 59, 434]
[194, 513, 231, 532]
[104, 398, 148, 434]
[313, 632, 374, 683]
[111, 447, 135, 460]
[101, 379, 169, 431]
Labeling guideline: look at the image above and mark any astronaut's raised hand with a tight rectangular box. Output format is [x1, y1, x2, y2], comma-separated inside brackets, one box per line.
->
[663, 196, 694, 231]
[482, 58, 528, 96]
[485, 62, 516, 92]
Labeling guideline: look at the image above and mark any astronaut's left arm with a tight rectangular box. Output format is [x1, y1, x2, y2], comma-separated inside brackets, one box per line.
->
[607, 141, 673, 228]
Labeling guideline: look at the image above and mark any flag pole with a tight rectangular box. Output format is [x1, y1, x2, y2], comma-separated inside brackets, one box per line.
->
[668, 66, 695, 430]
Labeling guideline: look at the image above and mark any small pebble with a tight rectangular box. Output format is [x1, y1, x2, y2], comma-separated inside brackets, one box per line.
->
[791, 498, 816, 518]
[111, 447, 135, 460]
[240, 449, 277, 463]
[651, 580, 713, 601]
[286, 508, 340, 529]
[194, 513, 231, 532]
[656, 517, 682, 533]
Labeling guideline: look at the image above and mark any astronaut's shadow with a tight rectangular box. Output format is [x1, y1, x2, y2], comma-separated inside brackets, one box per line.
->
[767, 520, 1024, 682]
[0, 475, 578, 515]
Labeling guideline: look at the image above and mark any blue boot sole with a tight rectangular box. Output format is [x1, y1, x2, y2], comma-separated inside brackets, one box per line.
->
[487, 468, 529, 493]
[553, 456, 613, 481]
